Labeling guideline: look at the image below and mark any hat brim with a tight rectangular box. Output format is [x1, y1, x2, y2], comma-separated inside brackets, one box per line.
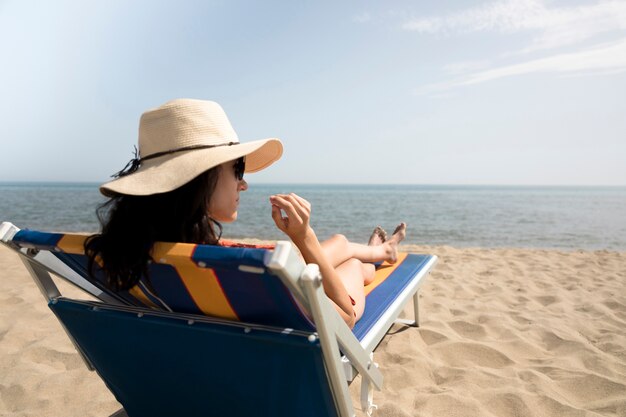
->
[100, 138, 282, 197]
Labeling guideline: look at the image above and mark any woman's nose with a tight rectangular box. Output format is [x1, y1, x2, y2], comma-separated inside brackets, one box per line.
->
[239, 179, 248, 191]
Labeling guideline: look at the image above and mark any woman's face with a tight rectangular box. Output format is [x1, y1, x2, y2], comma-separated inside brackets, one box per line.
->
[208, 158, 248, 222]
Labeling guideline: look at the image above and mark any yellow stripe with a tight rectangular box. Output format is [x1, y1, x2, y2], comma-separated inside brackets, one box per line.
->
[128, 286, 159, 309]
[152, 242, 238, 320]
[57, 234, 89, 254]
[364, 253, 408, 296]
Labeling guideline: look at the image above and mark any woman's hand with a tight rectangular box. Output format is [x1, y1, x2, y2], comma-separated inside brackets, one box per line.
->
[269, 193, 314, 243]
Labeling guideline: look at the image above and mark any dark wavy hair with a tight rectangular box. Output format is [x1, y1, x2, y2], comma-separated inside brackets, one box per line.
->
[84, 168, 221, 292]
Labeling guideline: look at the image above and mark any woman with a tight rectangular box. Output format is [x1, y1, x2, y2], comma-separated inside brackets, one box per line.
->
[86, 99, 406, 328]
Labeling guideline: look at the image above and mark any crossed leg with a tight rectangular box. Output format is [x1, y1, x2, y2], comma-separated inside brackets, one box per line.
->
[320, 223, 407, 320]
[321, 223, 406, 267]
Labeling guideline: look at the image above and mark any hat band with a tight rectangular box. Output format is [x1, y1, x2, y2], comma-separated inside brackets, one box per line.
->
[112, 142, 239, 179]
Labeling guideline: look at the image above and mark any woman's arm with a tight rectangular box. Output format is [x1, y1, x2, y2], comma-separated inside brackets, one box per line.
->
[270, 193, 356, 328]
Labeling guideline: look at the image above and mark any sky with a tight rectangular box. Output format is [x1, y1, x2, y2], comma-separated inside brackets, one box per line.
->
[0, 0, 625, 185]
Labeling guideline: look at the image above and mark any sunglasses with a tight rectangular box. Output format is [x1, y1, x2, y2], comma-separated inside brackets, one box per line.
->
[233, 157, 246, 181]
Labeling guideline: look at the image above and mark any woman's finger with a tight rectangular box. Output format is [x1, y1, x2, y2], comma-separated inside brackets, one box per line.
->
[271, 204, 288, 231]
[270, 195, 303, 226]
[290, 193, 312, 214]
[273, 193, 310, 211]
[281, 194, 310, 222]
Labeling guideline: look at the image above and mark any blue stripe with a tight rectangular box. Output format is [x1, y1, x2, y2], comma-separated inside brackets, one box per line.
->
[353, 254, 433, 341]
[13, 229, 63, 249]
[213, 265, 315, 330]
[192, 245, 267, 268]
[144, 264, 204, 314]
[191, 245, 315, 330]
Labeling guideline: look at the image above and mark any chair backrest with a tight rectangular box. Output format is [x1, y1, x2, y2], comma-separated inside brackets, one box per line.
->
[10, 229, 315, 331]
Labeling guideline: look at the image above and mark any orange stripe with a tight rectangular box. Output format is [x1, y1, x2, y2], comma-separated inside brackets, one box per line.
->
[128, 286, 159, 309]
[56, 234, 88, 254]
[152, 242, 238, 320]
[364, 253, 408, 296]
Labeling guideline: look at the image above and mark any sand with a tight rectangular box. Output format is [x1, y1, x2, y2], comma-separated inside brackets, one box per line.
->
[1, 243, 625, 417]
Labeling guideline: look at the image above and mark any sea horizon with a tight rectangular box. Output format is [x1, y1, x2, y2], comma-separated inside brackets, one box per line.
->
[1, 182, 625, 251]
[2, 181, 626, 188]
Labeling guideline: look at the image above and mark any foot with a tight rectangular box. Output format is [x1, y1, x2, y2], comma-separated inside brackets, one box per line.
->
[368, 226, 387, 246]
[385, 223, 407, 264]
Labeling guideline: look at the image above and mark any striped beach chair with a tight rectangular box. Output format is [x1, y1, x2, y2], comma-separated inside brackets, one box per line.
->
[0, 221, 437, 417]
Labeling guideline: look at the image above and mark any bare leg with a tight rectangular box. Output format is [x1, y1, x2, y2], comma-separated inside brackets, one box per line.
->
[319, 224, 407, 324]
[363, 226, 385, 285]
[321, 234, 387, 266]
[335, 258, 367, 320]
[321, 223, 407, 267]
[362, 261, 376, 286]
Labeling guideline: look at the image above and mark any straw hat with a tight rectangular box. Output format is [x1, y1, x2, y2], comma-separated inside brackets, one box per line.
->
[100, 99, 283, 197]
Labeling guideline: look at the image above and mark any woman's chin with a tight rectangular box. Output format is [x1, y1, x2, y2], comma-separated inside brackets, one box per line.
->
[211, 211, 238, 223]
[223, 213, 238, 223]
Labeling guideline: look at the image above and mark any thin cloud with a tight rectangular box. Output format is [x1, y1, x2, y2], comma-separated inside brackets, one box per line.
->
[403, 0, 626, 53]
[417, 37, 626, 94]
[403, 0, 546, 34]
[352, 12, 371, 23]
[443, 60, 492, 75]
[403, 1, 626, 93]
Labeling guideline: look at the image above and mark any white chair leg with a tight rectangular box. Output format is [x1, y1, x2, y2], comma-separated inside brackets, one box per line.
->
[413, 291, 420, 326]
[394, 291, 420, 327]
[360, 353, 379, 416]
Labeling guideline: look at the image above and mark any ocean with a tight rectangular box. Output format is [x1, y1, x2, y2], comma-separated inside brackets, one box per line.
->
[1, 182, 625, 251]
